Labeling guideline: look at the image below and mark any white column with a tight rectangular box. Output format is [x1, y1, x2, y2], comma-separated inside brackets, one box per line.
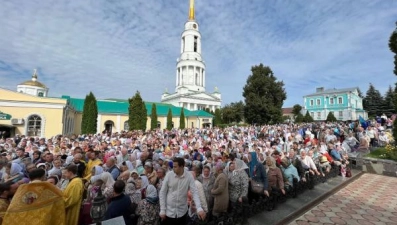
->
[97, 114, 102, 134]
[200, 68, 203, 86]
[176, 69, 179, 87]
[117, 115, 121, 132]
[203, 69, 205, 88]
[192, 66, 195, 85]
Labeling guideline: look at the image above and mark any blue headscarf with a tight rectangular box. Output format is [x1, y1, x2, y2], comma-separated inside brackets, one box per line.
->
[248, 152, 258, 177]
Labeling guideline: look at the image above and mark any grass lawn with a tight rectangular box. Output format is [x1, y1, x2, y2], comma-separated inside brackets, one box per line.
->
[366, 147, 397, 161]
[366, 148, 388, 158]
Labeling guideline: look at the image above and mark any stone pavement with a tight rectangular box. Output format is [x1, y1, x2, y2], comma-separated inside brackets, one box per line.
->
[289, 173, 397, 225]
[248, 170, 360, 225]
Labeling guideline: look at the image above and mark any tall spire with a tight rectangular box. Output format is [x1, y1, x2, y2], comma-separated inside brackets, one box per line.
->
[188, 0, 195, 20]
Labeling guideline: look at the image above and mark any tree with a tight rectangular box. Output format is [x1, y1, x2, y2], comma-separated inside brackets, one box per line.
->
[214, 108, 223, 126]
[357, 87, 364, 98]
[221, 101, 245, 123]
[383, 85, 396, 116]
[180, 108, 186, 129]
[243, 64, 286, 124]
[128, 91, 147, 131]
[326, 112, 337, 122]
[294, 113, 304, 123]
[304, 111, 314, 122]
[150, 103, 158, 130]
[363, 83, 384, 118]
[388, 22, 397, 142]
[292, 104, 302, 117]
[81, 92, 98, 134]
[389, 22, 397, 76]
[166, 108, 173, 130]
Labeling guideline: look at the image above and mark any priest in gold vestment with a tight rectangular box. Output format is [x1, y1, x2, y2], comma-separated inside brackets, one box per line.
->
[3, 169, 65, 225]
[64, 164, 84, 225]
[83, 150, 102, 181]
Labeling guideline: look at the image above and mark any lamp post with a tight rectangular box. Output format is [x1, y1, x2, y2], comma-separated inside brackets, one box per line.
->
[90, 188, 108, 225]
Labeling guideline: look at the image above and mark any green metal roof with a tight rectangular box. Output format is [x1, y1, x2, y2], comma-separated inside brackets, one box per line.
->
[61, 96, 213, 117]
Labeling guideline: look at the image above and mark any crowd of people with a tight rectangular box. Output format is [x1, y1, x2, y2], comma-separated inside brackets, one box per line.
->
[0, 117, 394, 225]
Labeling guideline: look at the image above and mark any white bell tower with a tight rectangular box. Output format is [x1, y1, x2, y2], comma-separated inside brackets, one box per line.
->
[175, 0, 206, 93]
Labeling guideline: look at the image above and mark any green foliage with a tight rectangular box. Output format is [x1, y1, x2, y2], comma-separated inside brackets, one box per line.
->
[166, 108, 173, 130]
[214, 108, 223, 126]
[221, 101, 245, 123]
[294, 113, 304, 123]
[363, 83, 384, 118]
[180, 108, 186, 129]
[128, 91, 147, 131]
[389, 25, 397, 76]
[81, 92, 98, 134]
[357, 87, 364, 98]
[292, 104, 302, 116]
[326, 112, 337, 122]
[242, 64, 286, 124]
[303, 111, 314, 122]
[383, 85, 396, 116]
[150, 103, 158, 130]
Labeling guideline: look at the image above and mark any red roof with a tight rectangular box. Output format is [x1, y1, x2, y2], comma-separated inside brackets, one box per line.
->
[282, 107, 293, 114]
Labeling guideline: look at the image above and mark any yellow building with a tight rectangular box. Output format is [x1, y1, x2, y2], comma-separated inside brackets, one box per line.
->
[0, 71, 213, 138]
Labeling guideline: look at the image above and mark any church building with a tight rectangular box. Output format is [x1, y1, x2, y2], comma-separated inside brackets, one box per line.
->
[161, 0, 222, 112]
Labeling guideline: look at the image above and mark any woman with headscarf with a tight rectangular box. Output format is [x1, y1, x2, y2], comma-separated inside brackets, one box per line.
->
[137, 175, 149, 200]
[248, 152, 269, 203]
[211, 162, 229, 218]
[225, 160, 249, 204]
[135, 184, 160, 225]
[88, 165, 104, 183]
[266, 156, 285, 211]
[197, 165, 215, 212]
[100, 172, 116, 199]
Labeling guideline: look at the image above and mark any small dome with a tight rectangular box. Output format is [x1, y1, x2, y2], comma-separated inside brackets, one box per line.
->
[19, 80, 47, 88]
[18, 69, 47, 88]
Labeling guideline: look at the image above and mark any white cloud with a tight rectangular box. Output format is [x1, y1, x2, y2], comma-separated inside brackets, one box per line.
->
[0, 0, 396, 107]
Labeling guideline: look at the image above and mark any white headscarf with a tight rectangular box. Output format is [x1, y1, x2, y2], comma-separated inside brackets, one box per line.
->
[90, 166, 105, 183]
[140, 175, 149, 190]
[125, 161, 134, 171]
[146, 184, 157, 199]
[100, 172, 115, 188]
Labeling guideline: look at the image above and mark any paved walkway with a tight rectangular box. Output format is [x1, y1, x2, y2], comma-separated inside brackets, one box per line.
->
[289, 173, 397, 225]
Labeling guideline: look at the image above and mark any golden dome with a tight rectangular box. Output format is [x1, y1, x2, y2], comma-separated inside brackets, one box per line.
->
[19, 69, 47, 88]
[19, 80, 47, 88]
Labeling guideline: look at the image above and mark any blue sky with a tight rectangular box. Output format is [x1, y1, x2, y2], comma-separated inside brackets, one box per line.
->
[0, 0, 396, 107]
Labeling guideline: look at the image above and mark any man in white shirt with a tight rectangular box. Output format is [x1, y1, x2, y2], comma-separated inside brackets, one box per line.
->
[159, 157, 206, 225]
[300, 150, 320, 176]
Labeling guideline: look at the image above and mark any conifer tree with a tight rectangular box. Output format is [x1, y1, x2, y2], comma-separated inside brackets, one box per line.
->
[128, 91, 147, 131]
[304, 111, 314, 122]
[150, 103, 158, 130]
[363, 83, 384, 118]
[180, 108, 186, 129]
[294, 113, 304, 123]
[81, 92, 98, 134]
[326, 112, 337, 122]
[166, 108, 173, 130]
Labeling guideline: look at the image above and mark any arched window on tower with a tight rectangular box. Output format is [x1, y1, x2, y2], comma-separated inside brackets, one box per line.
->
[195, 73, 199, 85]
[27, 115, 42, 136]
[194, 36, 198, 52]
[38, 92, 44, 97]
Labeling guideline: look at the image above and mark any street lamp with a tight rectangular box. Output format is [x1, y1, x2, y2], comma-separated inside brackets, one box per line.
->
[90, 188, 108, 225]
